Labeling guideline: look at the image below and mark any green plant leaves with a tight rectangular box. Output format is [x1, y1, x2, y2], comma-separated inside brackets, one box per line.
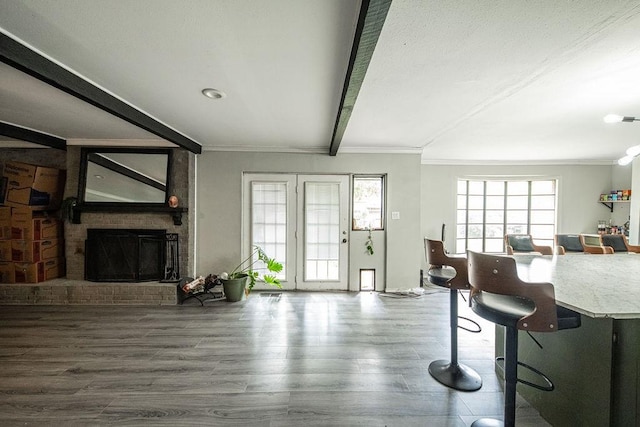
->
[229, 245, 283, 291]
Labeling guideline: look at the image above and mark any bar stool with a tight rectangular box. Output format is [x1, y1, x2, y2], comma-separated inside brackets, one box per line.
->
[467, 251, 581, 427]
[424, 239, 482, 391]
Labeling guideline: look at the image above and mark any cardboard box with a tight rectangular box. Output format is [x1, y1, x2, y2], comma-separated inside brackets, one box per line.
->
[11, 239, 64, 263]
[0, 261, 14, 283]
[14, 258, 63, 283]
[0, 240, 11, 261]
[3, 161, 65, 210]
[0, 206, 11, 240]
[11, 209, 62, 240]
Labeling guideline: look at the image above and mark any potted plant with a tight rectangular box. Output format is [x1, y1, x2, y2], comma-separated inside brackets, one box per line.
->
[220, 245, 283, 301]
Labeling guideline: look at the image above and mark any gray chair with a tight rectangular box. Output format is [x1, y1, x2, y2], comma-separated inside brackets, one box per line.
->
[601, 234, 640, 253]
[555, 234, 610, 254]
[504, 234, 553, 255]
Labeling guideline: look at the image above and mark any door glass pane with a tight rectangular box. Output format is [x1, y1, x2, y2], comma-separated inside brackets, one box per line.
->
[252, 182, 287, 279]
[305, 182, 340, 281]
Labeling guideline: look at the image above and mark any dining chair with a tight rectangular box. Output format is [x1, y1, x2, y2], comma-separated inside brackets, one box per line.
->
[600, 234, 640, 253]
[504, 234, 553, 255]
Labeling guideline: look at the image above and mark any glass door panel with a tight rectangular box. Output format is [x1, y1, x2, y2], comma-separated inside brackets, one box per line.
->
[298, 175, 349, 290]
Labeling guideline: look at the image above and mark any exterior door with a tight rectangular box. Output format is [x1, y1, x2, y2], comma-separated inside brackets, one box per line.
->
[296, 175, 349, 290]
[243, 173, 349, 291]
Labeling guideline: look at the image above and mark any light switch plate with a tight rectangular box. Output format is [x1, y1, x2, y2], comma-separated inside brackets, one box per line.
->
[392, 211, 400, 220]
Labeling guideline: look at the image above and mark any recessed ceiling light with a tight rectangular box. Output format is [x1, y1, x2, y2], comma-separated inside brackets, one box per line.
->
[201, 88, 226, 99]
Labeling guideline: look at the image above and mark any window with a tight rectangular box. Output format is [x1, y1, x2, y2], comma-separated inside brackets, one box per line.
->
[456, 179, 557, 253]
[352, 175, 384, 230]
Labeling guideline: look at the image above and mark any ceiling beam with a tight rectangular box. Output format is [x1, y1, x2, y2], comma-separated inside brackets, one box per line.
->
[0, 121, 67, 150]
[0, 33, 202, 154]
[329, 0, 392, 156]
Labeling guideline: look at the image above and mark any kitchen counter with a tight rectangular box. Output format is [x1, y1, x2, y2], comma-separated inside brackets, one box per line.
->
[513, 253, 640, 319]
[492, 253, 640, 426]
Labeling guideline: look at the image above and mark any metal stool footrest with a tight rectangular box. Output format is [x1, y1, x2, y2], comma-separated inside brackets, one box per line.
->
[496, 356, 554, 392]
[457, 316, 482, 333]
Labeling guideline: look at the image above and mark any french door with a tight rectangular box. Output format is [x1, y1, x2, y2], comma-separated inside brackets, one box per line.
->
[243, 174, 349, 290]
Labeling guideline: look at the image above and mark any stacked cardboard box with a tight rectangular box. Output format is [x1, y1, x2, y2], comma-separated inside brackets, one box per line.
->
[3, 209, 65, 283]
[2, 161, 66, 211]
[0, 161, 66, 283]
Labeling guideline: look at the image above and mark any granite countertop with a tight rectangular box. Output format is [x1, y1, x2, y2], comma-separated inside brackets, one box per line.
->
[513, 253, 640, 319]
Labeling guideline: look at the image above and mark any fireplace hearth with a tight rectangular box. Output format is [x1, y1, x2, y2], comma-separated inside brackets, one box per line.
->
[85, 229, 178, 282]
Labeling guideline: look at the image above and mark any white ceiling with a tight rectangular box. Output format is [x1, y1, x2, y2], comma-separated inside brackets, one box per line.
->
[2, 0, 640, 164]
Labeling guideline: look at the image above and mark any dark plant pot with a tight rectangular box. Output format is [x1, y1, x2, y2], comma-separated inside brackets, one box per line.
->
[221, 275, 248, 302]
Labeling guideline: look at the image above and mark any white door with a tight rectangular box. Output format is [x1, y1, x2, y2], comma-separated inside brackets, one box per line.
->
[296, 175, 349, 290]
[243, 173, 349, 291]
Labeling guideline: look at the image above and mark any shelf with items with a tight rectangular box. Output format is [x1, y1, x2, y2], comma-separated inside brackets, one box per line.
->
[599, 189, 631, 212]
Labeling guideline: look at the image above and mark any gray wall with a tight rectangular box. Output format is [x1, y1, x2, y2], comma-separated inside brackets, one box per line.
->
[196, 152, 422, 291]
[420, 163, 629, 269]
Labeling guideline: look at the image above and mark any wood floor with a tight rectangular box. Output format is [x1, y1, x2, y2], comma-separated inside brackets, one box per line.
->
[0, 288, 551, 426]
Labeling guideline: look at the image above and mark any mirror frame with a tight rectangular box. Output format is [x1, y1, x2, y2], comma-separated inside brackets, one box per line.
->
[78, 147, 173, 208]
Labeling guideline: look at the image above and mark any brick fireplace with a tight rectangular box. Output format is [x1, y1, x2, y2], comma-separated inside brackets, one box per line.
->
[0, 146, 195, 305]
[63, 147, 193, 283]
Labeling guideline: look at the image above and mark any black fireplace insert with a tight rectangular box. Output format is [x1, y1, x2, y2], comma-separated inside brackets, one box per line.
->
[85, 229, 177, 282]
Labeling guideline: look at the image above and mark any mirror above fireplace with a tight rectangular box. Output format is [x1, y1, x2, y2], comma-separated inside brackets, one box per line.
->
[79, 147, 171, 205]
[74, 147, 185, 225]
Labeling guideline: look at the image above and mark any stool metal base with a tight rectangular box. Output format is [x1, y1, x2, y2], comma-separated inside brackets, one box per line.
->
[428, 360, 482, 391]
[471, 418, 503, 427]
